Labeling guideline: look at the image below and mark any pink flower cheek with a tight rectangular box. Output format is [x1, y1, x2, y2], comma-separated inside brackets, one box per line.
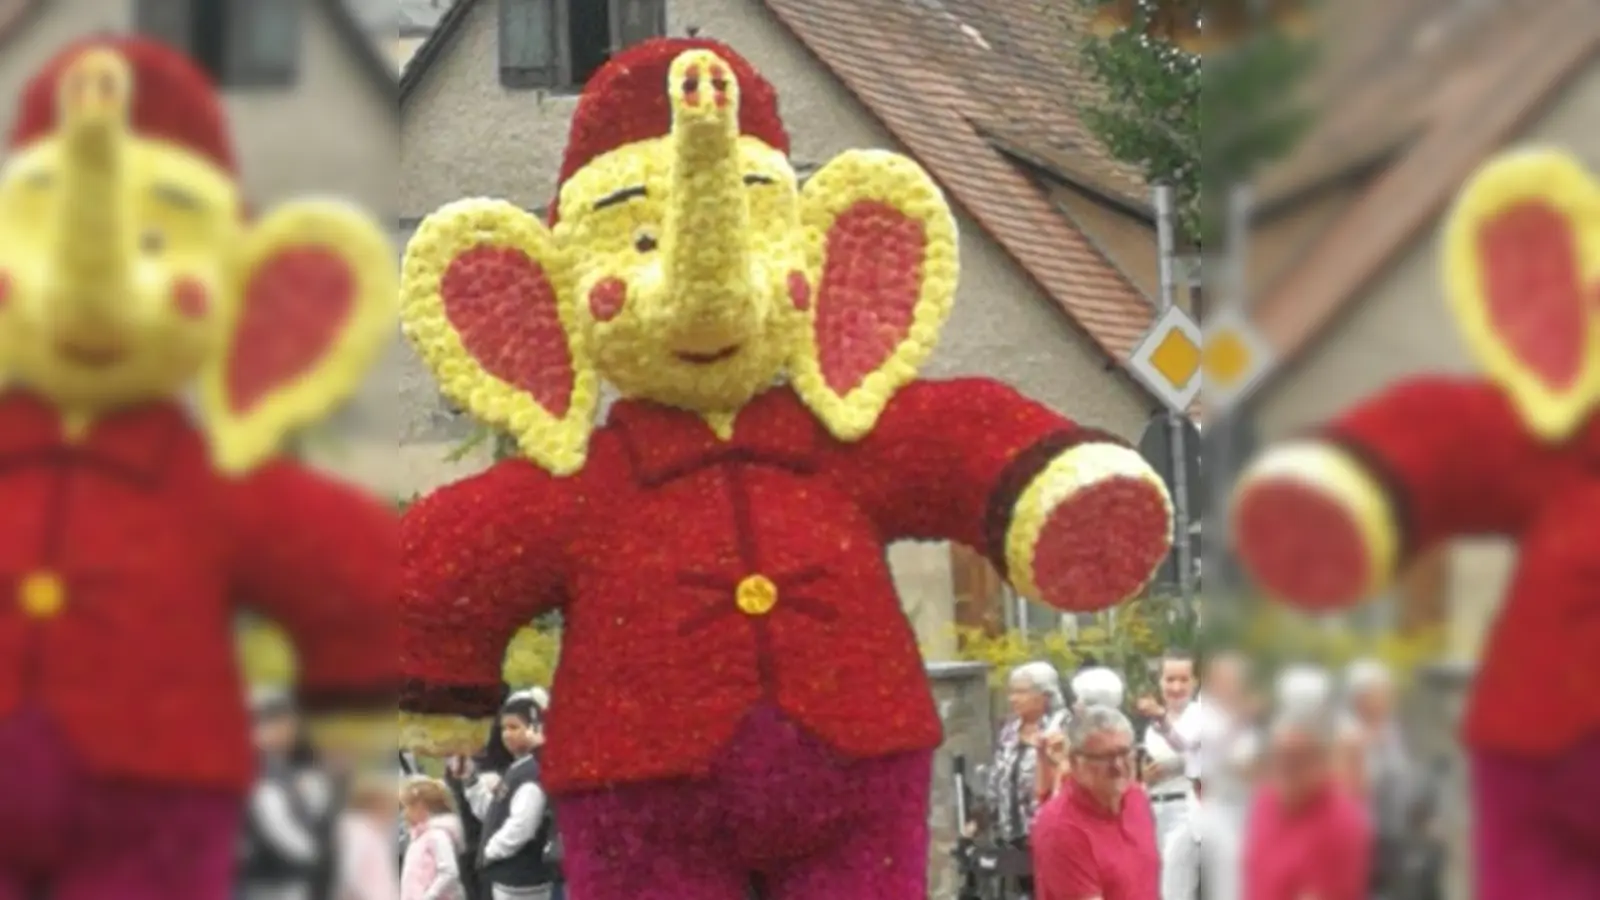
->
[172, 277, 211, 320]
[588, 277, 628, 322]
[787, 270, 811, 311]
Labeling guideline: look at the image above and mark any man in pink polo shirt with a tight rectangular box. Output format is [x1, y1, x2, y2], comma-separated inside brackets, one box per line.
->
[1244, 710, 1372, 900]
[1032, 706, 1161, 900]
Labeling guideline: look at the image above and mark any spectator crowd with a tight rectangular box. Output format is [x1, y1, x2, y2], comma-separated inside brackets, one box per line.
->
[964, 651, 1446, 900]
[237, 653, 1444, 900]
[237, 689, 565, 900]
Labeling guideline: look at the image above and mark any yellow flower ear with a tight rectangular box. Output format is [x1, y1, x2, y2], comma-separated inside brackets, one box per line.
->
[1441, 147, 1600, 442]
[200, 200, 397, 474]
[400, 198, 599, 476]
[789, 150, 959, 441]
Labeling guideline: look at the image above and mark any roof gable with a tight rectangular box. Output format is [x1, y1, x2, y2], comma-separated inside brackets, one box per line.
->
[0, 0, 394, 95]
[760, 0, 1156, 363]
[319, 0, 401, 96]
[399, 0, 479, 102]
[1253, 0, 1600, 381]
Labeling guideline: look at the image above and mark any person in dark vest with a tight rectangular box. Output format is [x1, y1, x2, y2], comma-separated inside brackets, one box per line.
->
[476, 695, 559, 900]
[453, 690, 538, 900]
[238, 690, 337, 900]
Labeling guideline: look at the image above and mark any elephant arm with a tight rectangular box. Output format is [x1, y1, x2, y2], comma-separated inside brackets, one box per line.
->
[399, 460, 574, 756]
[826, 378, 1173, 612]
[226, 460, 398, 722]
[1233, 377, 1550, 610]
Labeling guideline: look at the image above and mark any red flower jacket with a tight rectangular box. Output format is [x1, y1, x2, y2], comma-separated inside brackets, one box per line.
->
[1323, 378, 1600, 758]
[402, 378, 1123, 795]
[0, 391, 397, 792]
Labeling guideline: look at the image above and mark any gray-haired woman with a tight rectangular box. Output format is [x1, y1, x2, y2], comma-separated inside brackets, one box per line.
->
[975, 662, 1070, 856]
[1342, 659, 1421, 900]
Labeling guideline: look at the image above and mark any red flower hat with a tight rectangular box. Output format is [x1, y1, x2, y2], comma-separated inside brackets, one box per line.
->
[551, 37, 789, 223]
[8, 36, 236, 176]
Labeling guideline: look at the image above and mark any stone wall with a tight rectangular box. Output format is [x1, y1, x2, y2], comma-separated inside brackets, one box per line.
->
[926, 661, 994, 900]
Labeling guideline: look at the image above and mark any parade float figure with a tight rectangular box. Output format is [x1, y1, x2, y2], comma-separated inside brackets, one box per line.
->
[1232, 148, 1600, 900]
[397, 37, 1174, 900]
[0, 40, 397, 900]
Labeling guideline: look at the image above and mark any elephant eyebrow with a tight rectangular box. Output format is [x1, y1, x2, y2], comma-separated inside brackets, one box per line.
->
[743, 174, 776, 185]
[152, 182, 205, 212]
[593, 186, 647, 211]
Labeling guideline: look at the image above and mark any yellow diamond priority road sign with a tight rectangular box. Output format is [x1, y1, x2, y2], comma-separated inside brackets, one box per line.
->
[1126, 305, 1203, 413]
[1202, 309, 1275, 411]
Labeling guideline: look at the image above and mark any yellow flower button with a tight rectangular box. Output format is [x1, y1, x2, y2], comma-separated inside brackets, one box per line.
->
[18, 570, 66, 619]
[735, 574, 778, 616]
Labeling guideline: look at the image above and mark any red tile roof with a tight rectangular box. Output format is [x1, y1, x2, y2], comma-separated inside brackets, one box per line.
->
[0, 0, 40, 52]
[1253, 0, 1600, 369]
[761, 0, 1157, 362]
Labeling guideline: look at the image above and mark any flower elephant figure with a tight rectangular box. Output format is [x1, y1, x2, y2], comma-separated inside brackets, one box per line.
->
[1231, 148, 1600, 900]
[0, 39, 398, 900]
[398, 38, 1175, 900]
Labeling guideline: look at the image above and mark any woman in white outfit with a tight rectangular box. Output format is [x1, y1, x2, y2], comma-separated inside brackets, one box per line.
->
[1138, 652, 1204, 862]
[1160, 790, 1204, 900]
[1136, 651, 1205, 898]
[1195, 652, 1264, 900]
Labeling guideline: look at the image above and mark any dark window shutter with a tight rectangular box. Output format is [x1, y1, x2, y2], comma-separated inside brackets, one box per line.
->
[612, 0, 665, 50]
[500, 0, 558, 88]
[133, 0, 195, 54]
[224, 0, 301, 87]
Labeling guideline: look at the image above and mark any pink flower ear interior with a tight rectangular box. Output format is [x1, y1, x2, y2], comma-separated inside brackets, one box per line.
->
[813, 201, 927, 395]
[439, 245, 577, 417]
[225, 246, 355, 416]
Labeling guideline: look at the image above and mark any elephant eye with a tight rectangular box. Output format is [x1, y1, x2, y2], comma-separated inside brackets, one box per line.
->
[743, 174, 775, 186]
[634, 230, 658, 253]
[140, 229, 165, 255]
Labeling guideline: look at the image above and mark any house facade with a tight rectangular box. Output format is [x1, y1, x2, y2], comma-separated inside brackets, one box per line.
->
[0, 0, 397, 216]
[398, 0, 1167, 657]
[0, 0, 403, 477]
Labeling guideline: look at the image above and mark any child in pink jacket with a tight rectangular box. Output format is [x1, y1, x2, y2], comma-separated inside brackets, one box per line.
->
[400, 777, 468, 900]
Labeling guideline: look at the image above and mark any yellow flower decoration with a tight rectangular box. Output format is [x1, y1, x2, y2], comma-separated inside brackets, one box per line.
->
[401, 198, 599, 476]
[399, 47, 965, 472]
[1441, 148, 1600, 442]
[789, 149, 960, 441]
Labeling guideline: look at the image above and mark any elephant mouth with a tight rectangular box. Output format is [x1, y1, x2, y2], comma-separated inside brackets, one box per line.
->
[56, 338, 127, 369]
[675, 345, 742, 365]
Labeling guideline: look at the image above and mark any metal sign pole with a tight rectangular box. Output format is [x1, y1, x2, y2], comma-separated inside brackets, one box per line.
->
[1209, 184, 1253, 600]
[1154, 185, 1195, 616]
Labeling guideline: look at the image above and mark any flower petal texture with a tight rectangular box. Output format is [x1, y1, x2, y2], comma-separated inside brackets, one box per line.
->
[400, 198, 599, 476]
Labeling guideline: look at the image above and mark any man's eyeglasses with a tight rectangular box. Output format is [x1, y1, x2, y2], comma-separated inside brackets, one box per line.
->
[1073, 747, 1135, 767]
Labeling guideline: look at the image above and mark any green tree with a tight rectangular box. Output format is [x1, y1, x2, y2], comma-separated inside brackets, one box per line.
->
[1076, 1, 1201, 238]
[1199, 25, 1319, 221]
[1075, 0, 1319, 244]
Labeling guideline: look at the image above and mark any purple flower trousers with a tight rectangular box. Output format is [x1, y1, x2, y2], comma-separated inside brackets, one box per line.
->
[555, 705, 933, 900]
[1472, 729, 1600, 900]
[0, 707, 242, 900]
